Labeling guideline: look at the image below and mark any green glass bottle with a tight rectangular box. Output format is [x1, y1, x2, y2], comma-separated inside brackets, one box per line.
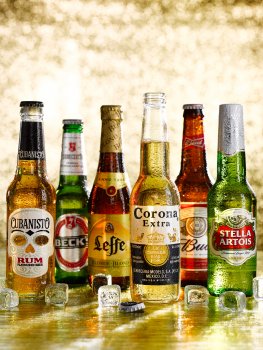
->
[207, 104, 256, 296]
[55, 119, 89, 285]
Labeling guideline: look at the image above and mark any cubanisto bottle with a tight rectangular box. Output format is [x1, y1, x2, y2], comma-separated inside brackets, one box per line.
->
[88, 105, 130, 290]
[207, 104, 256, 296]
[130, 92, 181, 303]
[6, 101, 56, 300]
[175, 104, 212, 287]
[55, 119, 89, 285]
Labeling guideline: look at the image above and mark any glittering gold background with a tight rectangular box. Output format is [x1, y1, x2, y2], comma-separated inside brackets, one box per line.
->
[0, 0, 262, 245]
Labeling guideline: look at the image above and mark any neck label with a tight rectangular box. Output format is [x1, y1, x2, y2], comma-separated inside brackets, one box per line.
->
[18, 121, 45, 160]
[100, 120, 122, 153]
[60, 133, 87, 175]
[183, 134, 205, 150]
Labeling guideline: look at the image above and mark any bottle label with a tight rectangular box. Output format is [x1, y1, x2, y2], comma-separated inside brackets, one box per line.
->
[210, 208, 256, 266]
[60, 133, 87, 175]
[8, 208, 54, 278]
[88, 214, 130, 277]
[130, 205, 180, 285]
[95, 172, 129, 197]
[183, 134, 205, 150]
[19, 121, 45, 160]
[55, 214, 88, 272]
[180, 202, 207, 271]
[100, 119, 122, 153]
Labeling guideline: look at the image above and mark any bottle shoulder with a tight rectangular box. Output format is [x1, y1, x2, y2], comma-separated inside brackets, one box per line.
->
[131, 175, 180, 206]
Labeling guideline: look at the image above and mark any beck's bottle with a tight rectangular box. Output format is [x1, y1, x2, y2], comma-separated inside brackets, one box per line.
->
[207, 104, 256, 296]
[175, 104, 213, 287]
[130, 93, 181, 303]
[6, 101, 56, 300]
[88, 105, 130, 290]
[55, 119, 89, 285]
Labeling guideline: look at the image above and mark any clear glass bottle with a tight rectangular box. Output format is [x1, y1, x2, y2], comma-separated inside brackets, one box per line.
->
[55, 119, 89, 285]
[88, 105, 130, 290]
[130, 92, 181, 303]
[207, 104, 256, 296]
[6, 101, 56, 300]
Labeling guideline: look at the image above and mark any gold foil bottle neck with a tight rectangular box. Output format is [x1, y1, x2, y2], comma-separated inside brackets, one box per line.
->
[101, 105, 123, 120]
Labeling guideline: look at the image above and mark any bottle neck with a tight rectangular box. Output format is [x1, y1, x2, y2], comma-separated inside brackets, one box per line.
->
[217, 106, 246, 181]
[17, 120, 47, 175]
[217, 152, 246, 181]
[59, 126, 87, 184]
[179, 110, 208, 175]
[98, 119, 125, 173]
[140, 93, 169, 176]
[140, 141, 170, 176]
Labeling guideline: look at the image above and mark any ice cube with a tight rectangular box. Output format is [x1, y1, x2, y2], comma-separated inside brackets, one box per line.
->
[184, 285, 209, 305]
[0, 288, 19, 310]
[92, 274, 112, 295]
[0, 277, 6, 290]
[219, 291, 246, 312]
[98, 284, 121, 308]
[45, 283, 68, 306]
[253, 277, 263, 301]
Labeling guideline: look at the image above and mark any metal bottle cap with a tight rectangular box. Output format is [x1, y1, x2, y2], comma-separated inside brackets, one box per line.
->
[20, 101, 44, 107]
[183, 104, 203, 110]
[100, 105, 122, 120]
[218, 104, 245, 156]
[63, 119, 83, 124]
[119, 301, 145, 312]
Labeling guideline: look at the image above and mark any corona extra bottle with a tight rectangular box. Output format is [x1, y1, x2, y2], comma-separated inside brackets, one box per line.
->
[130, 93, 181, 303]
[55, 119, 89, 285]
[6, 101, 56, 300]
[175, 104, 212, 287]
[208, 104, 256, 296]
[88, 105, 130, 290]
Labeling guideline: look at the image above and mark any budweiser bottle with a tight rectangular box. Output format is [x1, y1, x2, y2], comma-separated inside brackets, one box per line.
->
[55, 119, 89, 285]
[208, 104, 256, 296]
[175, 104, 212, 287]
[88, 105, 130, 290]
[130, 93, 181, 303]
[6, 101, 56, 300]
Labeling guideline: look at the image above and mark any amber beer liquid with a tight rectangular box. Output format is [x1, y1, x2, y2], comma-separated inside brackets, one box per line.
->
[6, 101, 56, 299]
[208, 104, 256, 296]
[130, 93, 180, 303]
[88, 105, 130, 290]
[175, 104, 212, 287]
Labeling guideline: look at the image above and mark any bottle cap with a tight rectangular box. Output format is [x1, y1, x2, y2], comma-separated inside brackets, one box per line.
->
[119, 301, 145, 312]
[20, 101, 44, 107]
[101, 105, 122, 120]
[63, 119, 83, 124]
[183, 104, 203, 110]
[218, 103, 244, 155]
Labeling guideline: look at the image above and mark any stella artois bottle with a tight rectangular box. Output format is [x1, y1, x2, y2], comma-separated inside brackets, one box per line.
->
[6, 101, 56, 300]
[208, 104, 256, 296]
[88, 105, 130, 290]
[130, 93, 181, 303]
[176, 104, 213, 287]
[55, 119, 89, 285]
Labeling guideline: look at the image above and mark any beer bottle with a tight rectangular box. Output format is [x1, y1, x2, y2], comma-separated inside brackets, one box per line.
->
[175, 104, 213, 287]
[130, 92, 181, 303]
[6, 101, 56, 300]
[55, 119, 89, 285]
[207, 104, 256, 296]
[88, 105, 130, 290]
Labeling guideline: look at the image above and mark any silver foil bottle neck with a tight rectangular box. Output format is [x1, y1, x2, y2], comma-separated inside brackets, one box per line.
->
[218, 104, 245, 156]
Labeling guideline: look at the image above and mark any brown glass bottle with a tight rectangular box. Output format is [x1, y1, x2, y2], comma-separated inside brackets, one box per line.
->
[88, 105, 130, 290]
[175, 104, 213, 287]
